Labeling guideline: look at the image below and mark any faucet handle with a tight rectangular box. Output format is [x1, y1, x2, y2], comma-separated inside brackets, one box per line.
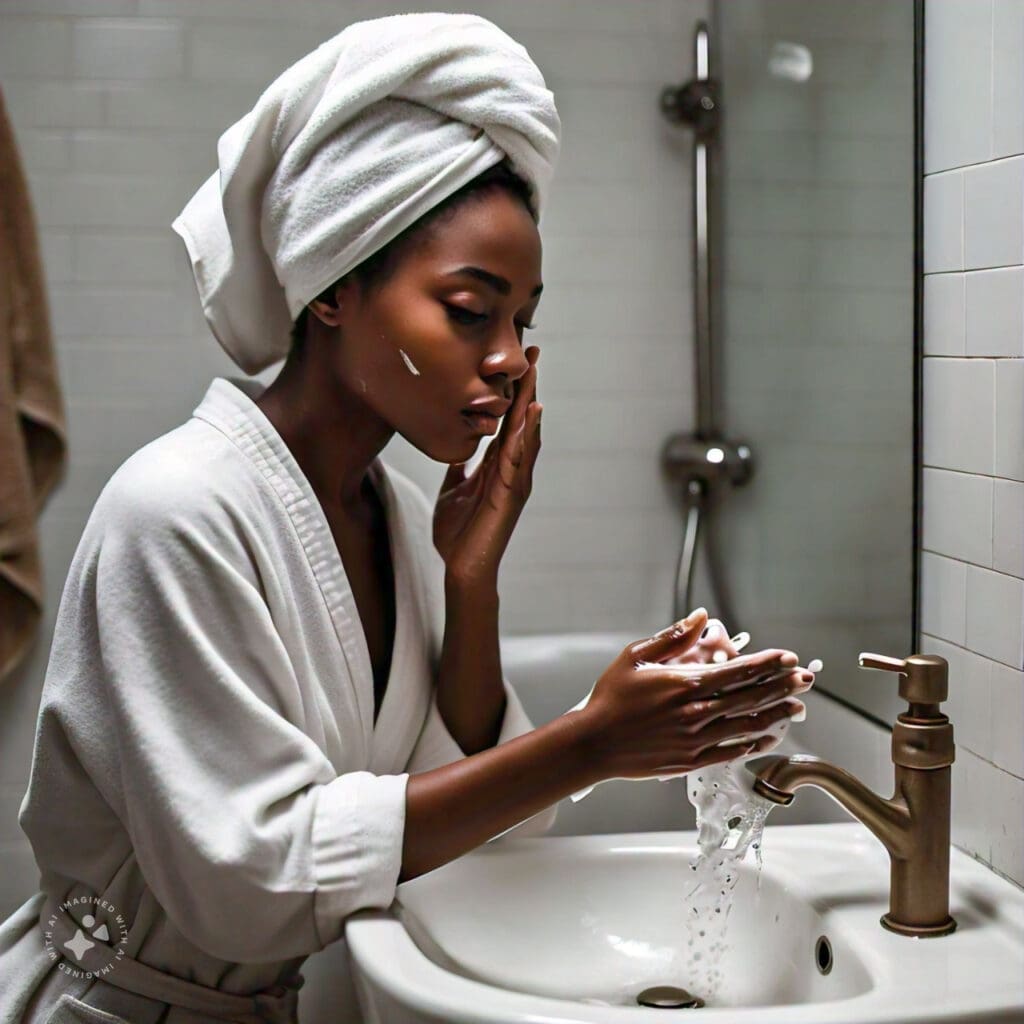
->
[858, 652, 949, 707]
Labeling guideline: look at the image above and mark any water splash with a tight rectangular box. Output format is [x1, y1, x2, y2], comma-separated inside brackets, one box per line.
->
[683, 762, 776, 1002]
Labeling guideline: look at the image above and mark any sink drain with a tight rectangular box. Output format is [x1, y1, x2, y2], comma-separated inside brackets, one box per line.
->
[815, 935, 833, 975]
[636, 985, 705, 1009]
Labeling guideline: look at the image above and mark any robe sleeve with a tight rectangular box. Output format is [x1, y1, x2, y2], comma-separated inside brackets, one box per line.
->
[82, 470, 408, 961]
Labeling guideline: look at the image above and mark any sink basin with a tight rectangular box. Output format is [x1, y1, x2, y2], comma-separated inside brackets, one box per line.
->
[346, 822, 1024, 1023]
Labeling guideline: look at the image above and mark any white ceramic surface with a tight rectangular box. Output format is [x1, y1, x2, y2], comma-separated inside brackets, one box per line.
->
[347, 822, 1024, 1023]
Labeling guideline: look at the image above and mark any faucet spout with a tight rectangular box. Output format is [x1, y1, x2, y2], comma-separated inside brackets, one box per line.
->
[752, 755, 913, 859]
[746, 652, 958, 937]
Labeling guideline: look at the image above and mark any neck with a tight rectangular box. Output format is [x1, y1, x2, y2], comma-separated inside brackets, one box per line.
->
[255, 346, 394, 514]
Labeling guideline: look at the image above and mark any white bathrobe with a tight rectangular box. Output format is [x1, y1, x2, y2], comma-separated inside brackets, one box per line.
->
[0, 375, 556, 1024]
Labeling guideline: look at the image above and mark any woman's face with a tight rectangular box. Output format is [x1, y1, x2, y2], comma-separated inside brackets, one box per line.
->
[315, 188, 543, 464]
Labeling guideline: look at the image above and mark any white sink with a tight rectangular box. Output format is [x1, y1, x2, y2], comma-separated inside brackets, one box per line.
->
[346, 823, 1024, 1023]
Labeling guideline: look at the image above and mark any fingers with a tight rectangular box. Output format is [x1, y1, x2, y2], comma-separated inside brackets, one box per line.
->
[631, 607, 709, 663]
[504, 346, 539, 441]
[664, 647, 800, 699]
[494, 348, 540, 495]
[680, 668, 811, 725]
[692, 699, 797, 749]
[695, 733, 780, 770]
[522, 399, 542, 486]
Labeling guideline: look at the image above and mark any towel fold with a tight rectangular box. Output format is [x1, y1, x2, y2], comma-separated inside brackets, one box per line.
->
[172, 11, 561, 376]
[0, 85, 67, 685]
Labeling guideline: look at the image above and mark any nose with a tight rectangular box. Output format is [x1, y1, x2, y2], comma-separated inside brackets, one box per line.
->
[481, 325, 530, 398]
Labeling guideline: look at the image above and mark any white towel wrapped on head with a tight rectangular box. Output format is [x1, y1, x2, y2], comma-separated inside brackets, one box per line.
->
[172, 12, 561, 376]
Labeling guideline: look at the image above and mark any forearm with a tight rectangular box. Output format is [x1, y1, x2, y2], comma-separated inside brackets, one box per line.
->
[435, 574, 506, 755]
[400, 709, 598, 882]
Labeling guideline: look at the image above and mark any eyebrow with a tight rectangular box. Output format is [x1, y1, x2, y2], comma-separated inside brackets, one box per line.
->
[445, 266, 544, 298]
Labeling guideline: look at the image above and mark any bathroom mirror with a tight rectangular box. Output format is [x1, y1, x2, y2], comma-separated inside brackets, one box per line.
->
[710, 0, 919, 726]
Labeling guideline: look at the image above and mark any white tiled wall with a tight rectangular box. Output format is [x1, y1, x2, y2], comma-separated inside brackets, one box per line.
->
[0, 0, 708, 918]
[920, 0, 1024, 886]
[715, 0, 915, 727]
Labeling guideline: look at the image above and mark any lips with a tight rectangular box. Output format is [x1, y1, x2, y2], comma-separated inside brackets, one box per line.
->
[460, 410, 500, 435]
[463, 398, 512, 417]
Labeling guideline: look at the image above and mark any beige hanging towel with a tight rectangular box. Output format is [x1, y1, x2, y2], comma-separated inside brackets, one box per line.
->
[0, 84, 67, 685]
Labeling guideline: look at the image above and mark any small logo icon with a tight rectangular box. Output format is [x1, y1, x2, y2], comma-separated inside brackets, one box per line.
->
[43, 896, 128, 980]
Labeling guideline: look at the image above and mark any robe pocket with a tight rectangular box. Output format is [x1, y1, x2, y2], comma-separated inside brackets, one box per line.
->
[44, 994, 131, 1024]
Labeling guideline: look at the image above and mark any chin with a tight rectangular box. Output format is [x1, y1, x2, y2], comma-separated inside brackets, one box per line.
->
[406, 429, 482, 465]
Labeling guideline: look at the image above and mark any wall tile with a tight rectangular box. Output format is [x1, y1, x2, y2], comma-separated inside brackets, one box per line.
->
[0, 81, 106, 130]
[921, 552, 967, 645]
[982, 760, 1024, 880]
[992, 0, 1024, 159]
[71, 129, 218, 174]
[922, 634, 992, 756]
[965, 565, 1024, 668]
[49, 286, 191, 337]
[965, 268, 1024, 356]
[923, 0, 1024, 888]
[0, 0, 136, 11]
[28, 172, 190, 229]
[993, 479, 1024, 578]
[922, 357, 995, 474]
[924, 272, 966, 355]
[188, 24, 326, 83]
[995, 359, 1024, 481]
[923, 171, 964, 272]
[964, 157, 1024, 270]
[0, 17, 73, 78]
[103, 81, 254, 131]
[990, 661, 1024, 778]
[951, 750, 988, 863]
[922, 467, 993, 567]
[924, 0, 993, 172]
[73, 19, 184, 80]
[73, 234, 179, 285]
[38, 232, 74, 285]
[13, 129, 71, 172]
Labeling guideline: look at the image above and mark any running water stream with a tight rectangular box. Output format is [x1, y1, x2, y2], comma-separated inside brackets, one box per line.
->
[681, 654, 823, 1003]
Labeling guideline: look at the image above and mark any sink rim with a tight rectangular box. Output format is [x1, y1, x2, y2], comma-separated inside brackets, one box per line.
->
[345, 822, 1024, 1024]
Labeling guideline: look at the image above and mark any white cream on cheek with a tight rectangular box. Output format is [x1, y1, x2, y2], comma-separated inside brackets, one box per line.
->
[398, 348, 421, 376]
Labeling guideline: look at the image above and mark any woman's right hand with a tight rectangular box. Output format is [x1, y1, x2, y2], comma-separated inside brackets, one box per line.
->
[573, 608, 814, 781]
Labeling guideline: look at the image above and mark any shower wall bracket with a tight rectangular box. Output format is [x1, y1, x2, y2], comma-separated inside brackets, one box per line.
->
[659, 19, 756, 627]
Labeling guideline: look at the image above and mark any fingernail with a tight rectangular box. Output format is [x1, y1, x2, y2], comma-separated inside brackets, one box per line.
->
[684, 606, 707, 626]
[801, 672, 814, 683]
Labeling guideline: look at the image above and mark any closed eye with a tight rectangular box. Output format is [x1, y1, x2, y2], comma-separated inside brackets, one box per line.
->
[443, 303, 538, 331]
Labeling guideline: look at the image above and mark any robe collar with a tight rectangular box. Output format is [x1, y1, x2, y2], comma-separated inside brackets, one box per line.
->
[190, 375, 415, 762]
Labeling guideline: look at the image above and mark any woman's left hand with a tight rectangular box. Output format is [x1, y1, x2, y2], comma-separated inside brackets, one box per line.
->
[433, 345, 542, 588]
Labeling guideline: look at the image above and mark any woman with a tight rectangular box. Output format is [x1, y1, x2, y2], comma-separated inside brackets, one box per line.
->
[0, 13, 812, 1024]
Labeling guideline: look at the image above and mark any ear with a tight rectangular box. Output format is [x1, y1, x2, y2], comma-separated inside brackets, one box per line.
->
[306, 292, 343, 328]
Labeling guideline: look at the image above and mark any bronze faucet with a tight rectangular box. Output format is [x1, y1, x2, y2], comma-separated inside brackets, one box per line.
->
[750, 652, 957, 938]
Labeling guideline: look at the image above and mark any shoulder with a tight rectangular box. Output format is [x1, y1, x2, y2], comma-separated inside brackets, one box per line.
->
[84, 419, 269, 567]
